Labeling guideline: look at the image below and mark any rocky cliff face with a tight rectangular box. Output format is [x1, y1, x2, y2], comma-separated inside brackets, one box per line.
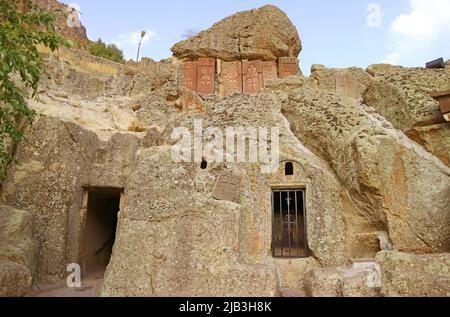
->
[0, 4, 449, 297]
[32, 0, 89, 46]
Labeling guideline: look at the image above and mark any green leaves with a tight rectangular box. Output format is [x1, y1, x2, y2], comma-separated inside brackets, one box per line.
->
[88, 38, 125, 64]
[0, 0, 66, 180]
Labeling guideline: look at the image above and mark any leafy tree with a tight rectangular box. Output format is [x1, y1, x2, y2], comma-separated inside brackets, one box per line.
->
[88, 39, 125, 64]
[0, 0, 67, 180]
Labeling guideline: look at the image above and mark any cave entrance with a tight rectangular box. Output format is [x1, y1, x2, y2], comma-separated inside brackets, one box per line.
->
[81, 188, 122, 277]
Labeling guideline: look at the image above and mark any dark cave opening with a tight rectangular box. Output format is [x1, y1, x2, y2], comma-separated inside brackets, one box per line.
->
[81, 188, 122, 277]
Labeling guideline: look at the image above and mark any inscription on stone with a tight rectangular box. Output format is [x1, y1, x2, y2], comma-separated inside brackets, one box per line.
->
[181, 61, 197, 91]
[197, 58, 216, 94]
[211, 174, 242, 203]
[243, 60, 263, 93]
[279, 57, 299, 79]
[222, 61, 242, 97]
[262, 61, 278, 84]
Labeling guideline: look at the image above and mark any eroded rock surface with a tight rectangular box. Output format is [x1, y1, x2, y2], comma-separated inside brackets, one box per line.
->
[0, 205, 36, 296]
[171, 5, 301, 61]
[1, 5, 449, 297]
[376, 251, 450, 297]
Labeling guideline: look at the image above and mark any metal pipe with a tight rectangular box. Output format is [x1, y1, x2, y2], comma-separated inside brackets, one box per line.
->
[287, 191, 291, 257]
[279, 191, 283, 257]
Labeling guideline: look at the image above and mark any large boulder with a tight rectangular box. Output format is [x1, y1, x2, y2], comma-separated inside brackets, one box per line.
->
[364, 64, 450, 132]
[0, 261, 33, 297]
[376, 251, 450, 297]
[171, 5, 301, 61]
[0, 205, 36, 296]
[280, 85, 450, 254]
[364, 64, 450, 167]
[311, 67, 373, 100]
[101, 147, 279, 297]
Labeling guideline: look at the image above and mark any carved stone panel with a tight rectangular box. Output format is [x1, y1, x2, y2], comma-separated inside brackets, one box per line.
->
[211, 174, 242, 203]
[197, 58, 216, 94]
[262, 61, 278, 84]
[279, 57, 300, 79]
[181, 61, 197, 91]
[222, 61, 242, 97]
[243, 60, 263, 93]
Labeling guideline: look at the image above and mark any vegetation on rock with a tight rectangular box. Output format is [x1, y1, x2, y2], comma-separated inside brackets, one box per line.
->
[88, 39, 125, 64]
[0, 0, 67, 180]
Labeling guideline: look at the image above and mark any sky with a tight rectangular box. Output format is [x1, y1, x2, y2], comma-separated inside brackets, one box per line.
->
[61, 0, 450, 74]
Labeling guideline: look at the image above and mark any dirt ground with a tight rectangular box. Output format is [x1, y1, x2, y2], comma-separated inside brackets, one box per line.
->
[30, 276, 103, 297]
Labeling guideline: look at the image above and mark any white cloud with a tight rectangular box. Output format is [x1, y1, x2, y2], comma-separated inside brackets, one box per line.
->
[112, 30, 158, 61]
[383, 0, 450, 65]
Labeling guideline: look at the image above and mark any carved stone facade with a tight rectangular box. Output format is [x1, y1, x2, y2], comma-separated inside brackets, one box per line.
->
[180, 57, 300, 96]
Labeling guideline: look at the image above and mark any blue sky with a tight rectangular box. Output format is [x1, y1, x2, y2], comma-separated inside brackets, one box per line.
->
[61, 0, 450, 74]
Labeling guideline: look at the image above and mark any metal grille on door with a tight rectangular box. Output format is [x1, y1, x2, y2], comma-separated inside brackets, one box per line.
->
[272, 189, 308, 258]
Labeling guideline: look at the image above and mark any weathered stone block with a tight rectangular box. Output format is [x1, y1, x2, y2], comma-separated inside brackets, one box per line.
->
[376, 251, 450, 297]
[262, 61, 278, 84]
[212, 173, 242, 203]
[0, 261, 33, 297]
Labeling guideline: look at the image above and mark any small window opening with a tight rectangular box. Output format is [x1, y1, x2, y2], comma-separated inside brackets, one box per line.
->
[272, 189, 308, 258]
[285, 162, 294, 176]
[201, 159, 208, 170]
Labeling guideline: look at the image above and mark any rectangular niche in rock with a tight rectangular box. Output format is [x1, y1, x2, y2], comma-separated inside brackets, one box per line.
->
[272, 189, 309, 258]
[80, 187, 122, 278]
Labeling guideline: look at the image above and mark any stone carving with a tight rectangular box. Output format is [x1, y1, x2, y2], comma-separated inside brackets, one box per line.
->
[279, 57, 300, 79]
[196, 58, 216, 94]
[221, 61, 242, 97]
[181, 61, 197, 91]
[243, 60, 263, 93]
[211, 174, 242, 203]
[262, 61, 278, 84]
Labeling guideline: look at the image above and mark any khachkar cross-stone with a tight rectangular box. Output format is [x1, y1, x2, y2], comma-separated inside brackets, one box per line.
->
[196, 58, 215, 94]
[181, 62, 197, 91]
[279, 57, 300, 79]
[242, 60, 263, 93]
[221, 61, 242, 97]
